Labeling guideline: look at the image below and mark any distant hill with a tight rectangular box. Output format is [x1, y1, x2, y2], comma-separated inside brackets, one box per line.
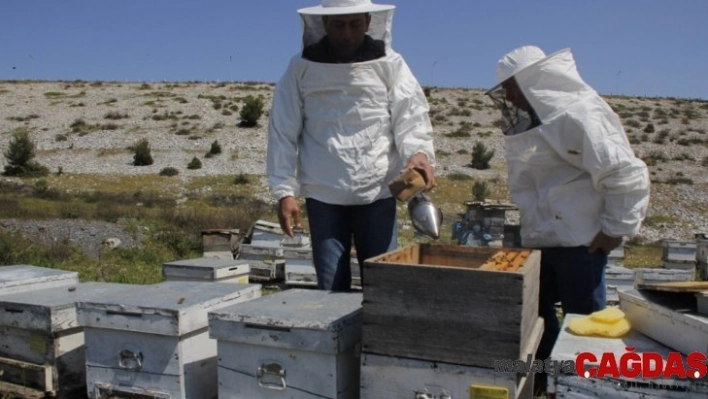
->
[1, 80, 707, 243]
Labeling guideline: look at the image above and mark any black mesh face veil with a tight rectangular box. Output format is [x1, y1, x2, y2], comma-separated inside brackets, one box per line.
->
[486, 78, 541, 136]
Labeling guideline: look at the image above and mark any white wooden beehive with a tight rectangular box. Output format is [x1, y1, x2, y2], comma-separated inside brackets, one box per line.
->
[549, 313, 708, 398]
[0, 265, 79, 295]
[162, 257, 250, 284]
[76, 281, 261, 399]
[0, 282, 133, 398]
[619, 288, 708, 357]
[209, 288, 362, 399]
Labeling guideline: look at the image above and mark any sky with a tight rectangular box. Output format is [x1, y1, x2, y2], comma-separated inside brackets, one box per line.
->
[2, 0, 707, 99]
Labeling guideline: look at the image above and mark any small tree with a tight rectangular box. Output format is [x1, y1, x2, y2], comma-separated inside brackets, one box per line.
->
[472, 180, 490, 202]
[132, 138, 153, 166]
[187, 157, 202, 170]
[239, 95, 264, 127]
[469, 141, 494, 170]
[3, 129, 49, 177]
[205, 140, 222, 158]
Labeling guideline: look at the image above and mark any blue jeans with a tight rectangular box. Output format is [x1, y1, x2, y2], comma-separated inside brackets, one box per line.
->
[536, 246, 607, 361]
[305, 197, 397, 291]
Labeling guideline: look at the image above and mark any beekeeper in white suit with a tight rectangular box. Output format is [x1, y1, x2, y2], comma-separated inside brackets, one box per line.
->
[486, 46, 650, 368]
[266, 0, 436, 291]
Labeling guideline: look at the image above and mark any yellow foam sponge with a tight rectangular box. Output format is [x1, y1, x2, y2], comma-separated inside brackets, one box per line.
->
[568, 307, 632, 338]
[589, 306, 626, 323]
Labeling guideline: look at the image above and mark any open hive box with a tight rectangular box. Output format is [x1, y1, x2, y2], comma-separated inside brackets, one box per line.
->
[362, 244, 541, 368]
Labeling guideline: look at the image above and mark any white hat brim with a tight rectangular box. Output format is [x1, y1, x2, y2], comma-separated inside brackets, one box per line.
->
[298, 3, 395, 15]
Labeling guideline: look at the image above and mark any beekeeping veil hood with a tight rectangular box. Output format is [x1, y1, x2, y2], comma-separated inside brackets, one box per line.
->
[298, 0, 395, 51]
[486, 46, 596, 135]
[485, 45, 650, 247]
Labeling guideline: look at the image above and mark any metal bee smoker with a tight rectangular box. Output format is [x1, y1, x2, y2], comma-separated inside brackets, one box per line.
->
[408, 193, 443, 240]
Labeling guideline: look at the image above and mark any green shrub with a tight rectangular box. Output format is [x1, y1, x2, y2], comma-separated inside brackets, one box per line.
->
[159, 167, 179, 176]
[665, 177, 694, 185]
[624, 119, 641, 128]
[469, 142, 494, 170]
[472, 180, 490, 202]
[3, 129, 49, 177]
[239, 95, 264, 127]
[233, 173, 250, 185]
[445, 130, 471, 138]
[70, 118, 89, 133]
[187, 157, 202, 170]
[132, 138, 154, 166]
[205, 140, 222, 158]
[641, 150, 667, 166]
[104, 111, 128, 120]
[643, 123, 655, 133]
[653, 130, 669, 144]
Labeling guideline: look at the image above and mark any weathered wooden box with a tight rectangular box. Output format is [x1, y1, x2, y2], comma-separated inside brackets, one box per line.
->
[360, 317, 543, 399]
[662, 239, 696, 260]
[363, 244, 540, 368]
[237, 244, 312, 281]
[619, 288, 708, 356]
[201, 228, 240, 259]
[247, 259, 286, 282]
[245, 220, 311, 248]
[162, 257, 250, 284]
[0, 265, 79, 295]
[661, 238, 697, 270]
[285, 259, 362, 289]
[548, 313, 708, 398]
[209, 289, 362, 399]
[663, 259, 696, 271]
[76, 281, 261, 399]
[605, 266, 694, 303]
[0, 282, 132, 398]
[284, 260, 318, 287]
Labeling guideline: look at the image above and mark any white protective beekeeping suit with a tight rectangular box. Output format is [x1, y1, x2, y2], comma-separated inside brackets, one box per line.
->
[266, 0, 435, 205]
[487, 46, 650, 248]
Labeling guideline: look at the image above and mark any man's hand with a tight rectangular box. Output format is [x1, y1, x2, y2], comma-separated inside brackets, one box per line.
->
[277, 196, 302, 238]
[405, 152, 436, 190]
[589, 231, 623, 255]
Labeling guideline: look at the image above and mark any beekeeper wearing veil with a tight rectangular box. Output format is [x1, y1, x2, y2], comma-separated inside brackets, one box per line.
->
[266, 0, 436, 291]
[486, 46, 650, 373]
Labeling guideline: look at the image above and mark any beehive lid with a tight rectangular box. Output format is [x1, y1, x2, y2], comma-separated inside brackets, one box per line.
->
[210, 289, 361, 353]
[0, 265, 79, 294]
[162, 257, 250, 281]
[0, 282, 133, 332]
[77, 281, 261, 336]
[212, 288, 360, 330]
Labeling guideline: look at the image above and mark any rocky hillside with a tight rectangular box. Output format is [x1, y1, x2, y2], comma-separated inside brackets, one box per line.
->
[1, 80, 707, 243]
